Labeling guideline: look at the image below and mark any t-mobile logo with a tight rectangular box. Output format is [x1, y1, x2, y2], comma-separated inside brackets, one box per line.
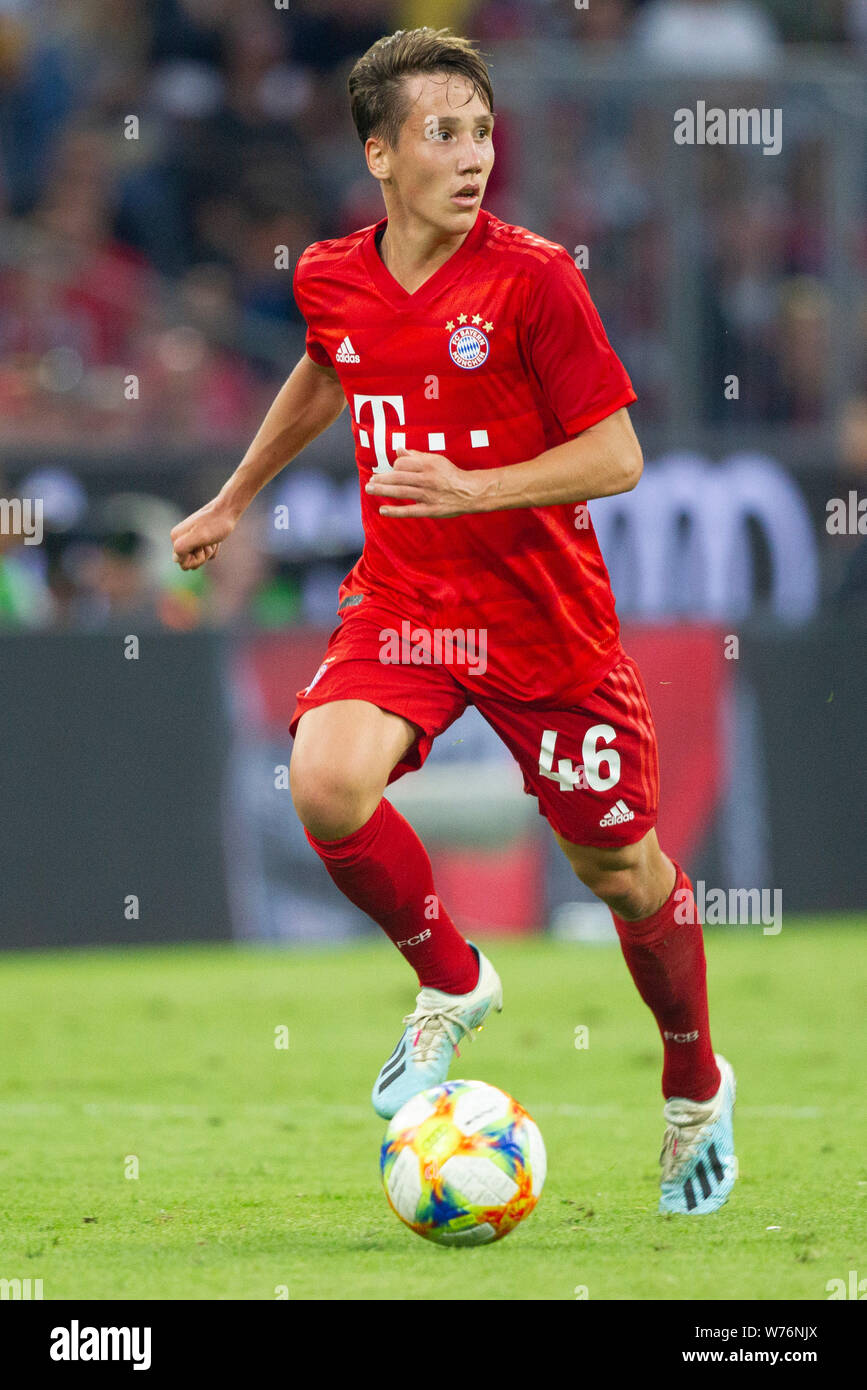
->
[353, 394, 491, 471]
[353, 394, 406, 472]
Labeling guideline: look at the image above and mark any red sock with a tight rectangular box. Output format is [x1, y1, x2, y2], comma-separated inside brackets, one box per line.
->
[612, 862, 720, 1102]
[305, 799, 479, 994]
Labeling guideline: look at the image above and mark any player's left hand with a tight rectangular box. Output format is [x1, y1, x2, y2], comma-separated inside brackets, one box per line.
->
[364, 448, 486, 518]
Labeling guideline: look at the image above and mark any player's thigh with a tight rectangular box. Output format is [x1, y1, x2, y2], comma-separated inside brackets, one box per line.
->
[475, 654, 660, 850]
[290, 698, 418, 811]
[288, 613, 468, 833]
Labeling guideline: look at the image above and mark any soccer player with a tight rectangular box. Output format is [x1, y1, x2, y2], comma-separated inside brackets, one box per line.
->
[171, 28, 736, 1215]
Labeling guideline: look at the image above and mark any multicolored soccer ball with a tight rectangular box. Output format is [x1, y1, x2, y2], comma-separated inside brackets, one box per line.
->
[380, 1079, 546, 1245]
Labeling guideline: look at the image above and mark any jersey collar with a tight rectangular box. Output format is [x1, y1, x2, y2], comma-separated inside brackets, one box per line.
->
[361, 208, 490, 310]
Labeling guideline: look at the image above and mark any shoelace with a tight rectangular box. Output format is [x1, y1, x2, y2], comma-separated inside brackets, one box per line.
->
[659, 1098, 720, 1180]
[401, 1002, 480, 1066]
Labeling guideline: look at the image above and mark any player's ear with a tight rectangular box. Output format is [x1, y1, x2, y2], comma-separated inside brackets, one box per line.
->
[365, 135, 391, 184]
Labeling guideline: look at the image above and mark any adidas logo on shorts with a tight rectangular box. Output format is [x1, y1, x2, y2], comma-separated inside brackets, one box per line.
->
[599, 799, 635, 827]
[335, 335, 360, 363]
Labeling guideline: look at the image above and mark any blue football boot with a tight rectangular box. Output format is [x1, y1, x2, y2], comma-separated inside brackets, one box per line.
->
[371, 943, 503, 1120]
[659, 1053, 737, 1214]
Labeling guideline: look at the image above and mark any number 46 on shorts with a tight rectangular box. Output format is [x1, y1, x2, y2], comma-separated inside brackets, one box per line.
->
[538, 725, 621, 792]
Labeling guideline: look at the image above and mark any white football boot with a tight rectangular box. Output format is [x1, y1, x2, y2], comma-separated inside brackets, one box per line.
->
[371, 943, 503, 1120]
[659, 1053, 737, 1214]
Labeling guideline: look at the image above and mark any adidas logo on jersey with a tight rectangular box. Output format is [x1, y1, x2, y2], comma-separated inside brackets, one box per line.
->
[335, 336, 360, 363]
[599, 799, 635, 827]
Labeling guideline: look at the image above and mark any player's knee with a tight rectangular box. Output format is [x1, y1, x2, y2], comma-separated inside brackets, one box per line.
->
[560, 830, 671, 922]
[583, 865, 649, 920]
[569, 855, 659, 921]
[289, 750, 381, 839]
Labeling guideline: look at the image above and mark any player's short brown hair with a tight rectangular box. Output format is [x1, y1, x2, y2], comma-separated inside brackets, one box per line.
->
[348, 28, 493, 150]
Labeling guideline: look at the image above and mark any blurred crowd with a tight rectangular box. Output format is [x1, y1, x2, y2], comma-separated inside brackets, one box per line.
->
[0, 0, 866, 627]
[0, 463, 366, 630]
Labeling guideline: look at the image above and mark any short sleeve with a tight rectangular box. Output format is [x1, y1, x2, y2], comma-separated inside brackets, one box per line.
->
[293, 255, 332, 369]
[521, 251, 636, 437]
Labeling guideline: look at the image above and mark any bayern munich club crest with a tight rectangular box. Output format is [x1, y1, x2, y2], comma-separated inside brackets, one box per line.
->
[448, 324, 489, 370]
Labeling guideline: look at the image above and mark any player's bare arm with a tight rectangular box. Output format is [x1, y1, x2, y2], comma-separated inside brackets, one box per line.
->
[171, 353, 346, 569]
[364, 406, 642, 518]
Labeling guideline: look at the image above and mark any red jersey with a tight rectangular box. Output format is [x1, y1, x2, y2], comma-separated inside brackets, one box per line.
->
[292, 208, 637, 705]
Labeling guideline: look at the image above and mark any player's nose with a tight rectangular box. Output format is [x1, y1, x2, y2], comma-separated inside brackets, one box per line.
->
[455, 137, 483, 172]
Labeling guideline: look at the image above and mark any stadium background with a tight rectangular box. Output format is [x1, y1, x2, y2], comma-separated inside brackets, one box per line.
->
[0, 0, 865, 947]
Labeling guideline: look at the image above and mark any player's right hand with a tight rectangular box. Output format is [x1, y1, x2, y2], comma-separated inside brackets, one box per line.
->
[171, 497, 238, 571]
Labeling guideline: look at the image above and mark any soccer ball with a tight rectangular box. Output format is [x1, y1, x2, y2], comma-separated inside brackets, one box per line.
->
[380, 1079, 546, 1246]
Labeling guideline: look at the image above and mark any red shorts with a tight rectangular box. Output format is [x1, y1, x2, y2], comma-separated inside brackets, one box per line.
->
[289, 614, 659, 848]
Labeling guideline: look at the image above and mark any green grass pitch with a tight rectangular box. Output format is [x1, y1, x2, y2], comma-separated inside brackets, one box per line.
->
[1, 920, 864, 1300]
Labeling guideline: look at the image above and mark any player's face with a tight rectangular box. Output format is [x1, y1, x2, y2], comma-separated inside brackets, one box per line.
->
[372, 72, 494, 233]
